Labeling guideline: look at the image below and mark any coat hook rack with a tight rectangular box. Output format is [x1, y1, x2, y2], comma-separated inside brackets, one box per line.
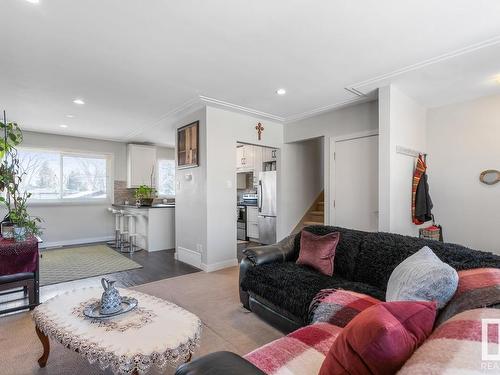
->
[396, 145, 427, 159]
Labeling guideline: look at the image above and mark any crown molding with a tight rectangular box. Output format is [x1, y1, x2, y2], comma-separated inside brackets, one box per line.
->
[199, 95, 285, 122]
[284, 96, 374, 123]
[125, 33, 500, 139]
[124, 97, 204, 141]
[348, 35, 500, 93]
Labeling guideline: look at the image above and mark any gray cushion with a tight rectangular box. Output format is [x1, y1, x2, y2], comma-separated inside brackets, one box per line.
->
[386, 246, 458, 309]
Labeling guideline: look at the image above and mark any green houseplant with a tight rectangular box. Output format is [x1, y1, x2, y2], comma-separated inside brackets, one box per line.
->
[0, 116, 42, 240]
[134, 165, 156, 206]
[134, 184, 156, 206]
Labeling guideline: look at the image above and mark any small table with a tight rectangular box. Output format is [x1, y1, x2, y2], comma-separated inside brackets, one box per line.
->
[0, 236, 40, 314]
[32, 288, 202, 374]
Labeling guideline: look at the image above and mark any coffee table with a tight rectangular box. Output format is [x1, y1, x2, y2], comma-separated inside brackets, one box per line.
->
[32, 287, 202, 374]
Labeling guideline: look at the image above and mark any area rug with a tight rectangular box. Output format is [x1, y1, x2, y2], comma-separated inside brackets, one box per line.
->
[40, 245, 142, 286]
[0, 267, 282, 375]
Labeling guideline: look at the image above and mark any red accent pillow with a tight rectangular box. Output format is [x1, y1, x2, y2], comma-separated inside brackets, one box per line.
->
[296, 230, 340, 276]
[319, 301, 437, 375]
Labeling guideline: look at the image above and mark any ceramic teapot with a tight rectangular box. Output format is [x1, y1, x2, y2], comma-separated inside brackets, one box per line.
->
[100, 278, 122, 314]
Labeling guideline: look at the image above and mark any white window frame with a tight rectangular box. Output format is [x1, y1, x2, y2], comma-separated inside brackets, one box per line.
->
[18, 146, 114, 206]
[157, 159, 175, 198]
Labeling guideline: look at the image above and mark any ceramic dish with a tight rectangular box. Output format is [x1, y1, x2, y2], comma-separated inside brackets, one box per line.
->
[83, 297, 138, 319]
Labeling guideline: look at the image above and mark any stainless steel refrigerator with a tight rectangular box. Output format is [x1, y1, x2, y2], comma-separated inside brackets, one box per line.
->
[257, 171, 277, 245]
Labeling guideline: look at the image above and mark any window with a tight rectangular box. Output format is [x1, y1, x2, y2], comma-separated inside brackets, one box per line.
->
[18, 148, 110, 201]
[157, 159, 175, 196]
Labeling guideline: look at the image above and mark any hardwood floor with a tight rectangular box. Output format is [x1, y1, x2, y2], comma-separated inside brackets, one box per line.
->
[0, 245, 200, 315]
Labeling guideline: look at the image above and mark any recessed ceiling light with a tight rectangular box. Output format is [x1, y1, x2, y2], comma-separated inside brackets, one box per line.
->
[495, 74, 500, 84]
[60, 124, 68, 128]
[73, 99, 85, 105]
[26, 0, 40, 4]
[65, 114, 75, 118]
[276, 88, 286, 95]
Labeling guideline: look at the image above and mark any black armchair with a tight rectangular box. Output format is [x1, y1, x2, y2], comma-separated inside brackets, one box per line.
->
[175, 351, 264, 375]
[239, 234, 297, 308]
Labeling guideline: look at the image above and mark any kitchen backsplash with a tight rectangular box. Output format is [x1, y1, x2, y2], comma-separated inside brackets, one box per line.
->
[114, 180, 175, 205]
[114, 180, 136, 204]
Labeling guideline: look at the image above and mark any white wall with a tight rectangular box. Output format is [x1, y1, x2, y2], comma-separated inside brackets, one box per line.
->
[285, 101, 379, 144]
[11, 131, 174, 247]
[175, 106, 329, 271]
[157, 146, 175, 160]
[15, 132, 126, 247]
[174, 108, 207, 268]
[427, 94, 500, 253]
[379, 86, 427, 236]
[205, 106, 283, 270]
[280, 137, 324, 235]
[285, 101, 379, 225]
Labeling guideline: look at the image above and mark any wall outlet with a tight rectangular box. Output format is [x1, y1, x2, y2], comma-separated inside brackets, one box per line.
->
[196, 244, 203, 252]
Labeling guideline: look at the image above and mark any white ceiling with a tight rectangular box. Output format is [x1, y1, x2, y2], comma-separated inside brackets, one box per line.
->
[2, 0, 500, 146]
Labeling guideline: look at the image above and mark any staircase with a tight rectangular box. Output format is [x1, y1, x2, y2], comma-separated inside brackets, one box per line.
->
[292, 191, 325, 234]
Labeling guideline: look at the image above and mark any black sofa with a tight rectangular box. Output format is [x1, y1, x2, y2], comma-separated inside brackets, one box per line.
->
[176, 225, 500, 375]
[239, 225, 500, 333]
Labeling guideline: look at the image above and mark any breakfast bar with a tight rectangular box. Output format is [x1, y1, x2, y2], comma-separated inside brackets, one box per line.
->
[112, 204, 175, 252]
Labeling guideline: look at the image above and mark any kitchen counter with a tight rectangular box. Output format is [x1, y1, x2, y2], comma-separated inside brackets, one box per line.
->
[112, 203, 175, 209]
[112, 204, 175, 251]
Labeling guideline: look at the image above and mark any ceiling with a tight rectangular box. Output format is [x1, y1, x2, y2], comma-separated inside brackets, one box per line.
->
[2, 0, 500, 146]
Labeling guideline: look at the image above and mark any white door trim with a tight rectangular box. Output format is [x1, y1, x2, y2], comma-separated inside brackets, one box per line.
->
[329, 130, 379, 225]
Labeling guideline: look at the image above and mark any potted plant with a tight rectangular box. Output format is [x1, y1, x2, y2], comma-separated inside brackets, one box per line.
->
[0, 117, 42, 240]
[134, 185, 156, 206]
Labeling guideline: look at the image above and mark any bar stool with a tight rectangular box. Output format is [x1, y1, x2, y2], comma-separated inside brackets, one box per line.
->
[118, 210, 130, 252]
[106, 208, 122, 249]
[120, 212, 143, 254]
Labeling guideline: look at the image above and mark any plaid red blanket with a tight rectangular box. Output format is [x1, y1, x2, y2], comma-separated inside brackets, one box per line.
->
[399, 308, 500, 374]
[244, 322, 342, 375]
[437, 268, 500, 326]
[308, 289, 381, 327]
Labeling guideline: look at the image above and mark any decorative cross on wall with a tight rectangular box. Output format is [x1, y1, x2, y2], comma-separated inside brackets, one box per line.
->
[255, 122, 264, 140]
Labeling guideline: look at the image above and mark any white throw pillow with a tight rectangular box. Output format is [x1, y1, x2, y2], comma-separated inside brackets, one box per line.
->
[386, 246, 458, 309]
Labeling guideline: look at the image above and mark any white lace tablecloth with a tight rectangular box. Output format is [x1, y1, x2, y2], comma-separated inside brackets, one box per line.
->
[32, 287, 202, 374]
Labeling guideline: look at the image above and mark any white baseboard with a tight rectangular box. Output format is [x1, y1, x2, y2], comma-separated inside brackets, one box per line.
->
[177, 246, 202, 269]
[40, 235, 114, 249]
[201, 258, 238, 272]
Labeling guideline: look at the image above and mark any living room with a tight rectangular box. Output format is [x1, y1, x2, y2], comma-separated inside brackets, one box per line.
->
[2, 1, 500, 374]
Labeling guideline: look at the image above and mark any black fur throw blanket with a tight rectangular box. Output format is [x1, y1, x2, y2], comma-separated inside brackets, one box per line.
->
[241, 226, 500, 323]
[296, 226, 500, 289]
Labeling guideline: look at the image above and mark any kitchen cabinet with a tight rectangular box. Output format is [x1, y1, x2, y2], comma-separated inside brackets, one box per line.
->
[127, 144, 157, 188]
[252, 147, 262, 187]
[246, 206, 259, 240]
[262, 148, 278, 163]
[236, 144, 254, 170]
[236, 145, 244, 169]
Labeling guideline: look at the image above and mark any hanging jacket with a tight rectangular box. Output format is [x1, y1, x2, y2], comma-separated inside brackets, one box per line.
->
[415, 173, 433, 224]
[412, 155, 433, 225]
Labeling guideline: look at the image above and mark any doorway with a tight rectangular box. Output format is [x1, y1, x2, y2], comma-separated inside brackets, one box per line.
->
[236, 142, 279, 261]
[331, 134, 379, 232]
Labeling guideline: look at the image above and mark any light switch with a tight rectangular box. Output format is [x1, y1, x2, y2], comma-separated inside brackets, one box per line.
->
[226, 180, 233, 188]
